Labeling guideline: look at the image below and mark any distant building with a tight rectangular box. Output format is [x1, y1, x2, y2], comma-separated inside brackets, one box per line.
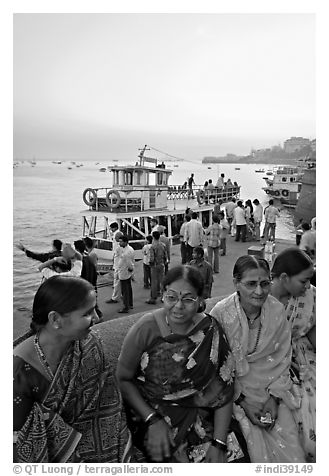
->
[284, 137, 310, 154]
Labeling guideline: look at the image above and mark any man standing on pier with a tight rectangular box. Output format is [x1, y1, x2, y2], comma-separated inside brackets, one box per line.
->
[184, 212, 205, 263]
[146, 231, 168, 305]
[117, 235, 135, 313]
[233, 200, 247, 242]
[263, 199, 280, 242]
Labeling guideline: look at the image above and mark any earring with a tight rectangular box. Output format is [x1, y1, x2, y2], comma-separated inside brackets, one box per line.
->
[197, 299, 206, 313]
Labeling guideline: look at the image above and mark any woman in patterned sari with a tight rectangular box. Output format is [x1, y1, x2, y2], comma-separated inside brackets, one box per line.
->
[116, 265, 235, 463]
[13, 275, 128, 463]
[210, 255, 305, 463]
[271, 248, 316, 462]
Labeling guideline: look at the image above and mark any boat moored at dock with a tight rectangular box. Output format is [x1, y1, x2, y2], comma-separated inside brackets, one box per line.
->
[81, 147, 241, 272]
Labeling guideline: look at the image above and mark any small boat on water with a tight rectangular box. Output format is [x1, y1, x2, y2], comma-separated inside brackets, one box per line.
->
[266, 170, 274, 175]
[235, 167, 240, 170]
[99, 167, 107, 172]
[255, 168, 265, 173]
[81, 145, 241, 272]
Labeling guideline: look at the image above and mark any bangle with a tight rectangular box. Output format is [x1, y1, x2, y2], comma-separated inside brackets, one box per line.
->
[211, 438, 227, 452]
[144, 412, 163, 428]
[144, 411, 156, 423]
[234, 393, 245, 405]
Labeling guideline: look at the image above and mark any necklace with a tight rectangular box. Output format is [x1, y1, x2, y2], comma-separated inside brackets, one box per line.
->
[165, 314, 174, 334]
[248, 320, 262, 355]
[34, 333, 55, 380]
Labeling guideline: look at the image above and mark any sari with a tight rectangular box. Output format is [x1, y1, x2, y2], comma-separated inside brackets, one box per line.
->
[285, 285, 316, 461]
[14, 329, 128, 463]
[120, 311, 235, 462]
[210, 293, 305, 463]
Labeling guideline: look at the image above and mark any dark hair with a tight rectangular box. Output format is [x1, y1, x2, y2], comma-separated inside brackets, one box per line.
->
[209, 179, 213, 184]
[237, 200, 243, 207]
[150, 218, 158, 224]
[245, 199, 253, 213]
[253, 199, 259, 205]
[185, 215, 191, 222]
[191, 212, 198, 219]
[271, 248, 313, 278]
[53, 239, 62, 251]
[53, 260, 71, 272]
[83, 236, 94, 249]
[31, 276, 94, 333]
[212, 215, 219, 223]
[74, 239, 86, 254]
[152, 230, 160, 240]
[110, 222, 119, 230]
[163, 265, 204, 297]
[301, 223, 310, 231]
[146, 235, 153, 244]
[119, 235, 129, 243]
[193, 246, 204, 257]
[233, 255, 270, 281]
[269, 199, 274, 205]
[219, 211, 225, 218]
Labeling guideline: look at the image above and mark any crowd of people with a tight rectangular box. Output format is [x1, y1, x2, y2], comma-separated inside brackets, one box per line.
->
[14, 204, 316, 464]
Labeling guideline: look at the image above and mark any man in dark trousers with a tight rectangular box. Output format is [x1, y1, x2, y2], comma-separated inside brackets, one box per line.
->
[146, 231, 167, 305]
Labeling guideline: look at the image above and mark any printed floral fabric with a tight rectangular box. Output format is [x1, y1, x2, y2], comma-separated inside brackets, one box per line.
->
[127, 313, 234, 462]
[210, 293, 305, 463]
[14, 330, 128, 463]
[285, 286, 316, 462]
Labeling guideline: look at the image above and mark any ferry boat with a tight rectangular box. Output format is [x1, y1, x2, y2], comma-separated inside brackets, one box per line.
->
[81, 146, 241, 272]
[262, 166, 304, 207]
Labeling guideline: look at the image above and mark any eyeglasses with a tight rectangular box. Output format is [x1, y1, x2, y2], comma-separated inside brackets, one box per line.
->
[239, 280, 271, 290]
[163, 292, 198, 306]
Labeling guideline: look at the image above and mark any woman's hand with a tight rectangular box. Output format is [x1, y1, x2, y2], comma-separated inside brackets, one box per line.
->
[260, 396, 279, 430]
[240, 400, 270, 429]
[204, 445, 227, 463]
[146, 419, 175, 462]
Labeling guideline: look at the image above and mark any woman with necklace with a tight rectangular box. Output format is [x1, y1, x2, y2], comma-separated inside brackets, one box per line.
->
[116, 265, 235, 463]
[13, 275, 128, 463]
[271, 248, 316, 462]
[210, 255, 305, 462]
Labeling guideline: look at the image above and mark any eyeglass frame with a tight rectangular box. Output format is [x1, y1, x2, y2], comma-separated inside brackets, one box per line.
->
[163, 292, 199, 306]
[238, 279, 272, 290]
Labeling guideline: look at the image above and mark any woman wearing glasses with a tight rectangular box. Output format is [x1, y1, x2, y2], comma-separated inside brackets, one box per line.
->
[210, 255, 304, 462]
[116, 265, 235, 463]
[271, 248, 316, 462]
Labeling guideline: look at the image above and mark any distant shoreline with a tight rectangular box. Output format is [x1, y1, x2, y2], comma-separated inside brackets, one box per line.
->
[202, 158, 300, 165]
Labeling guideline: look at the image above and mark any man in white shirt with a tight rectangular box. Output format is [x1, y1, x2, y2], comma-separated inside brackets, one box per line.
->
[106, 231, 124, 303]
[232, 200, 247, 242]
[150, 218, 160, 233]
[117, 235, 135, 313]
[225, 198, 237, 232]
[252, 199, 263, 241]
[179, 215, 191, 264]
[38, 244, 82, 280]
[263, 199, 280, 242]
[184, 212, 204, 262]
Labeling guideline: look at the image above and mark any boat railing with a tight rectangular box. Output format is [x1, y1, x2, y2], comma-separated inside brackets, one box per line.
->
[83, 184, 241, 212]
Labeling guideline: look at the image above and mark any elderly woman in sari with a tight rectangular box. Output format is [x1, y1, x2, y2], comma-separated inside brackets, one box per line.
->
[271, 248, 316, 462]
[116, 265, 235, 463]
[210, 255, 305, 462]
[13, 275, 128, 463]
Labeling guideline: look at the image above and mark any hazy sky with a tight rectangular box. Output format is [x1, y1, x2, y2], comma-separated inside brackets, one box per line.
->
[13, 13, 315, 160]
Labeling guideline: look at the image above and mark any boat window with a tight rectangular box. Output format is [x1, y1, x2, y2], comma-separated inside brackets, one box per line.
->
[149, 173, 156, 186]
[282, 177, 287, 182]
[125, 171, 133, 185]
[290, 177, 294, 182]
[157, 172, 163, 185]
[135, 171, 142, 185]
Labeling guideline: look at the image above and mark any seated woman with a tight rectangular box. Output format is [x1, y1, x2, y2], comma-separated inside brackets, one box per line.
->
[271, 248, 316, 462]
[13, 275, 128, 463]
[116, 265, 235, 463]
[210, 255, 305, 463]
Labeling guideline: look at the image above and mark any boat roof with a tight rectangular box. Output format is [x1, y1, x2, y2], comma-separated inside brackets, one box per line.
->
[108, 164, 173, 173]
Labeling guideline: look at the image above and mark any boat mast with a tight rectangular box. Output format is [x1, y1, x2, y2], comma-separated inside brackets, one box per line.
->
[138, 145, 150, 166]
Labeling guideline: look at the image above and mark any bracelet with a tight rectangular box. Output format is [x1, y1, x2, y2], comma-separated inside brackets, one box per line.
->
[144, 411, 156, 423]
[234, 393, 245, 405]
[211, 438, 227, 452]
[144, 412, 163, 428]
